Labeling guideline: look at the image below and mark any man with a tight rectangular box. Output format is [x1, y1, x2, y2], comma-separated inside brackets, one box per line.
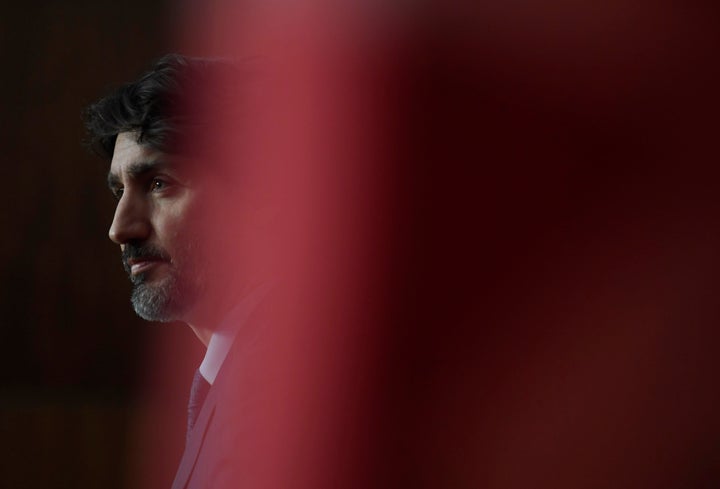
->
[84, 5, 720, 487]
[85, 54, 273, 489]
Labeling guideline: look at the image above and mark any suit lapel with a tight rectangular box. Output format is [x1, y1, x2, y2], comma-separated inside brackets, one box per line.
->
[171, 386, 218, 489]
[170, 288, 273, 489]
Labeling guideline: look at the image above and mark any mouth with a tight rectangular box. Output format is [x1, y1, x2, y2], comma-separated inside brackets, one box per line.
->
[126, 257, 167, 276]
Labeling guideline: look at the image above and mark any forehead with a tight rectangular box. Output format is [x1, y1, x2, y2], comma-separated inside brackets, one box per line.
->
[109, 132, 163, 176]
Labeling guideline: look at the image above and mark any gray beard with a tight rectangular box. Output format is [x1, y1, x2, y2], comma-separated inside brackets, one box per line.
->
[129, 261, 205, 322]
[130, 277, 181, 322]
[123, 234, 221, 323]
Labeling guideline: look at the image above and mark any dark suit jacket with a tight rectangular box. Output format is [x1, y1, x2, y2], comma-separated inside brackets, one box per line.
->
[171, 295, 276, 489]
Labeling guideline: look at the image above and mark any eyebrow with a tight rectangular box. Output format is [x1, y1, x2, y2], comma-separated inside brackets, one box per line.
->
[107, 160, 168, 191]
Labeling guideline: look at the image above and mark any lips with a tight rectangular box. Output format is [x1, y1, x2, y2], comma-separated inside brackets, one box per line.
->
[126, 257, 166, 276]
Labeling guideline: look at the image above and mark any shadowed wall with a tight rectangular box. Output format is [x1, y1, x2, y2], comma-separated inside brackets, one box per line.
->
[0, 2, 204, 488]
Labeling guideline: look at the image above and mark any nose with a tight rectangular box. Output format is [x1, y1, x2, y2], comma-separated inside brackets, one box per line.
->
[108, 194, 152, 244]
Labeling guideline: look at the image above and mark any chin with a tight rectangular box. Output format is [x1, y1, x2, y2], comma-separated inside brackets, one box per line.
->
[131, 282, 190, 323]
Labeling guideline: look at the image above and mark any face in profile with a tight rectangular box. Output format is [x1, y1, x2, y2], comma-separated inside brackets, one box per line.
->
[107, 131, 209, 322]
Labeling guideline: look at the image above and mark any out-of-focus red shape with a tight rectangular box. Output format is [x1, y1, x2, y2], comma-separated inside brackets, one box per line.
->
[130, 1, 720, 488]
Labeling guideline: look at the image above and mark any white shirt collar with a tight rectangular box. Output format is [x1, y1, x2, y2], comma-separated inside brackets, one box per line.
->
[198, 284, 269, 385]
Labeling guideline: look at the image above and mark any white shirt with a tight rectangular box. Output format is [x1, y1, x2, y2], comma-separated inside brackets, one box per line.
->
[198, 284, 270, 385]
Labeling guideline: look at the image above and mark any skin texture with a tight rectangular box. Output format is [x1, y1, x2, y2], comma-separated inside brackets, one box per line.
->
[108, 132, 214, 345]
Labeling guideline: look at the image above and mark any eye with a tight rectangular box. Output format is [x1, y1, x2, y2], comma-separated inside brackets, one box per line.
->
[112, 187, 124, 200]
[151, 178, 167, 191]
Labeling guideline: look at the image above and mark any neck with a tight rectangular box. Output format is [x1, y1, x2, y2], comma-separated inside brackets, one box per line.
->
[183, 280, 258, 348]
[188, 324, 214, 347]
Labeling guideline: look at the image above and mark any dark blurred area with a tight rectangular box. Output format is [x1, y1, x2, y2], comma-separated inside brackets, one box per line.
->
[0, 1, 203, 488]
[2, 1, 720, 488]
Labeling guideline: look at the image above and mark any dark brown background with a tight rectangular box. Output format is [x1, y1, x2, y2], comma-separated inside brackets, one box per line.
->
[0, 1, 205, 488]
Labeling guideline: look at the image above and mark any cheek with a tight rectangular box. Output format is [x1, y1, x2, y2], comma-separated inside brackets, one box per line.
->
[151, 195, 204, 254]
[196, 197, 250, 264]
[154, 190, 249, 270]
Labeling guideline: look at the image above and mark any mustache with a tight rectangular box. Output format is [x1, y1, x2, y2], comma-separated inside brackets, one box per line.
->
[122, 242, 172, 274]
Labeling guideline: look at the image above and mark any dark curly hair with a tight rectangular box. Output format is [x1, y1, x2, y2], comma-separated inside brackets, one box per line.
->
[83, 53, 243, 160]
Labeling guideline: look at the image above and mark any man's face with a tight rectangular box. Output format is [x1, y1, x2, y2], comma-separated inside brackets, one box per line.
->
[107, 132, 207, 322]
